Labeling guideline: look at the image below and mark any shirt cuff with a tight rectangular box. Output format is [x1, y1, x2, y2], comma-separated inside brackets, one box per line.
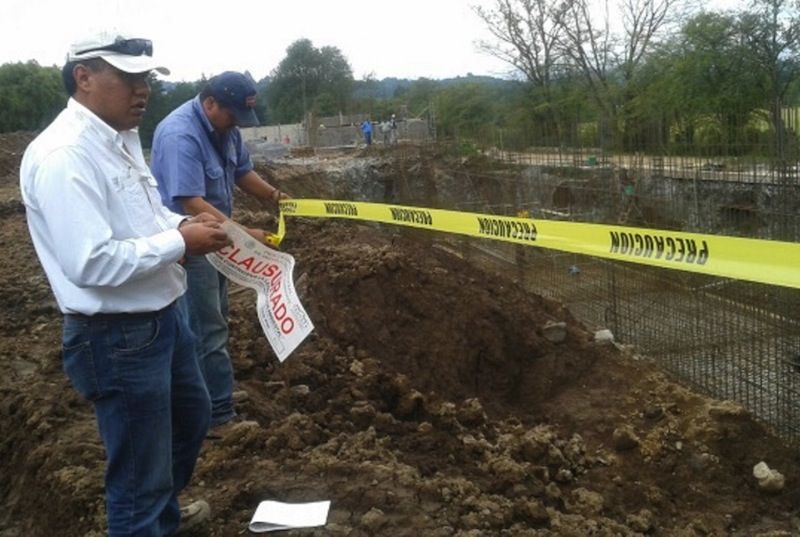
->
[152, 228, 187, 263]
[168, 212, 187, 229]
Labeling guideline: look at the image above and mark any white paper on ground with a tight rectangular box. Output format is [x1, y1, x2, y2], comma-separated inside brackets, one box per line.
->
[248, 500, 331, 533]
[206, 221, 314, 362]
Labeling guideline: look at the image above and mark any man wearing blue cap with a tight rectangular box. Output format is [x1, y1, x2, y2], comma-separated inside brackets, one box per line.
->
[151, 72, 288, 434]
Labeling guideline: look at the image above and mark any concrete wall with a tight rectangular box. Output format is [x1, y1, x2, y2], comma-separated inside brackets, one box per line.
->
[313, 118, 432, 147]
[241, 124, 306, 146]
[241, 116, 433, 149]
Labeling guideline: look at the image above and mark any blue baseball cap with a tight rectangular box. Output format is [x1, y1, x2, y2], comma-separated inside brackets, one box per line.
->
[207, 71, 259, 127]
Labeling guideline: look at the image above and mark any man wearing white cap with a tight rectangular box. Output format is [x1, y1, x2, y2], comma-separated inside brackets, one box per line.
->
[20, 31, 228, 536]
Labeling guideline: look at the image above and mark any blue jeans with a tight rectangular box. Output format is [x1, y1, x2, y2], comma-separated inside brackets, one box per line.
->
[181, 255, 235, 426]
[62, 303, 211, 537]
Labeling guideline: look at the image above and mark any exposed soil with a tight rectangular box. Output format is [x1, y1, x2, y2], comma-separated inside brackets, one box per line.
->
[1, 135, 800, 537]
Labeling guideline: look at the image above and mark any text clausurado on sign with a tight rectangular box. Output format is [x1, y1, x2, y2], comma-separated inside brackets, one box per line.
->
[214, 244, 296, 335]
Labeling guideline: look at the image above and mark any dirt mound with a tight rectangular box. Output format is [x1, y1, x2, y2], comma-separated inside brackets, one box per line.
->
[1, 152, 799, 536]
[0, 132, 35, 178]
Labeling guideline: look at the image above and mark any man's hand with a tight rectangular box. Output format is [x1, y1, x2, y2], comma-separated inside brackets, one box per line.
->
[179, 212, 221, 227]
[189, 212, 220, 225]
[242, 226, 270, 246]
[179, 220, 232, 256]
[244, 227, 280, 249]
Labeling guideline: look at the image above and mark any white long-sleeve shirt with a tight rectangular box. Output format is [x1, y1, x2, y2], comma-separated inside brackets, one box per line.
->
[20, 98, 188, 315]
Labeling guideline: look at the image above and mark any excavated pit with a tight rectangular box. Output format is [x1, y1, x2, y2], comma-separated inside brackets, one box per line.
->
[1, 140, 799, 536]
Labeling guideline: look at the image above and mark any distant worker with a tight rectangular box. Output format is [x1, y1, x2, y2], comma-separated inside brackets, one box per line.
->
[360, 119, 373, 146]
[618, 167, 641, 223]
[380, 120, 390, 144]
[389, 113, 398, 145]
[20, 30, 230, 535]
[150, 71, 290, 435]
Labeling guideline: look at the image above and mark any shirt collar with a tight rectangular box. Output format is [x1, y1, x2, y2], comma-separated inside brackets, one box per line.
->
[192, 95, 216, 134]
[67, 98, 146, 170]
[67, 97, 138, 150]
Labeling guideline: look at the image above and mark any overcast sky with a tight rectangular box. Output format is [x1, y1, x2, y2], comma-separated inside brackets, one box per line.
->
[2, 0, 516, 82]
[3, 0, 745, 83]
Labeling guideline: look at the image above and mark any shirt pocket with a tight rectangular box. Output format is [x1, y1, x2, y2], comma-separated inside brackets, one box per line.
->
[112, 316, 161, 354]
[141, 174, 170, 230]
[116, 167, 160, 233]
[204, 162, 230, 202]
[205, 163, 224, 182]
[62, 318, 101, 401]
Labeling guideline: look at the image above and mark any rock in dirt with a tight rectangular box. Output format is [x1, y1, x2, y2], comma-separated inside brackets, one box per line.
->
[753, 461, 785, 492]
[542, 320, 567, 343]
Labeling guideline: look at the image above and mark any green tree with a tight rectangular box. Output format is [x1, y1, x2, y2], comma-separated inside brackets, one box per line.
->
[436, 83, 500, 140]
[351, 73, 382, 117]
[475, 0, 685, 150]
[632, 11, 769, 155]
[0, 61, 65, 132]
[474, 0, 569, 141]
[139, 79, 203, 148]
[403, 78, 439, 117]
[266, 38, 353, 123]
[739, 0, 800, 159]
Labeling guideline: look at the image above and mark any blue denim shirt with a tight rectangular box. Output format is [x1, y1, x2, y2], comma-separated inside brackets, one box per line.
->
[151, 96, 253, 217]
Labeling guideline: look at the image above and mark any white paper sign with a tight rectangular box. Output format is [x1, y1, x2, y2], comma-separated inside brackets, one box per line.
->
[206, 221, 314, 362]
[249, 500, 331, 533]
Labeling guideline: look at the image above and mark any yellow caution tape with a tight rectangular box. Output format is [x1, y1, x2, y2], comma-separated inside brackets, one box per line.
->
[262, 210, 288, 248]
[277, 199, 800, 289]
[264, 232, 281, 247]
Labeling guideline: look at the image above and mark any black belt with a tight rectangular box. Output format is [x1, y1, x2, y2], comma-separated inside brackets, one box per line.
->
[65, 301, 176, 323]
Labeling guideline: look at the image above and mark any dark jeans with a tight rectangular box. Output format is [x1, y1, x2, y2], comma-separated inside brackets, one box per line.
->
[62, 303, 211, 537]
[181, 255, 235, 427]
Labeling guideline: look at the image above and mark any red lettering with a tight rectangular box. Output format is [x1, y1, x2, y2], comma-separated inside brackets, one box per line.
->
[280, 317, 294, 334]
[237, 256, 254, 270]
[219, 249, 298, 335]
[270, 276, 282, 294]
[252, 260, 267, 274]
[269, 290, 295, 333]
[226, 247, 242, 262]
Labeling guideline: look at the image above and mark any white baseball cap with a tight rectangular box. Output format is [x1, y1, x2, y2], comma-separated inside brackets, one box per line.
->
[67, 31, 169, 75]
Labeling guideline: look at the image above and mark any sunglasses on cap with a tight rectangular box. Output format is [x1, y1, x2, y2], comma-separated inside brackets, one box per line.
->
[75, 37, 153, 57]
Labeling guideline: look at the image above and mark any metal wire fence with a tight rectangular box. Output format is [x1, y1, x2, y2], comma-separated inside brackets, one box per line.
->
[383, 139, 800, 444]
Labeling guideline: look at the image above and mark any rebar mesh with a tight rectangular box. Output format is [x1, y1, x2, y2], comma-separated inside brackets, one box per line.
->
[386, 139, 800, 444]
